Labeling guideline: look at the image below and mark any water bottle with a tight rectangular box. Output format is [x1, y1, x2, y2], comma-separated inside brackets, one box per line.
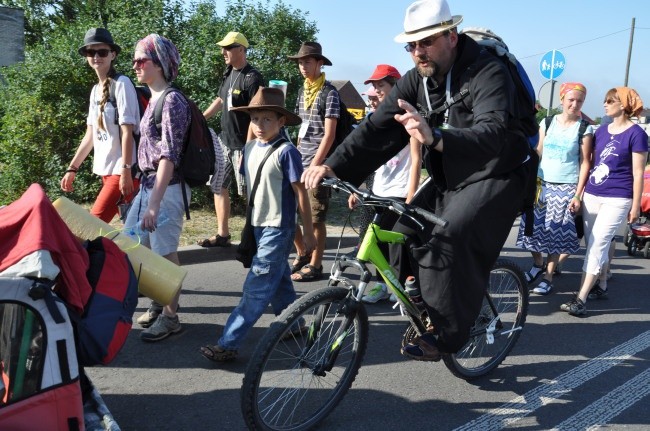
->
[124, 213, 169, 240]
[404, 276, 423, 304]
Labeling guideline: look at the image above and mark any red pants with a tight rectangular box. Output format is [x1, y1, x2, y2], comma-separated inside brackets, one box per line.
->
[90, 175, 140, 223]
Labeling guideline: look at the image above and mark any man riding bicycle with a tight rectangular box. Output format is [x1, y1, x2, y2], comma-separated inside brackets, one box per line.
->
[302, 0, 533, 361]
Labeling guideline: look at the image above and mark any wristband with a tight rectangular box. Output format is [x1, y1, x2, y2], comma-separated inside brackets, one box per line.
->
[65, 169, 77, 174]
[573, 195, 581, 201]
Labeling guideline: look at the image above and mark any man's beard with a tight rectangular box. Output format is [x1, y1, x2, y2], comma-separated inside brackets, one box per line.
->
[415, 56, 436, 77]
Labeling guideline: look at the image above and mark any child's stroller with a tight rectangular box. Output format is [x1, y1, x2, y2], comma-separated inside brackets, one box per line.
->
[626, 170, 650, 258]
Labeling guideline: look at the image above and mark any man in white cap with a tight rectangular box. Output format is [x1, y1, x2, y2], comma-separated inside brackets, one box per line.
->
[198, 32, 263, 248]
[302, 0, 533, 360]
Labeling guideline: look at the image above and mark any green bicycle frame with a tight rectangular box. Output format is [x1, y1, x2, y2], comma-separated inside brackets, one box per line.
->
[350, 222, 421, 317]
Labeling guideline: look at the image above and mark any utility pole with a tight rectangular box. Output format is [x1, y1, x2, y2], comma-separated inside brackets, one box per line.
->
[624, 17, 635, 86]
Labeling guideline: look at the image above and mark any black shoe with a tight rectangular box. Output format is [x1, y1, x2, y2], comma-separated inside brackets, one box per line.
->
[588, 283, 608, 300]
[567, 298, 587, 316]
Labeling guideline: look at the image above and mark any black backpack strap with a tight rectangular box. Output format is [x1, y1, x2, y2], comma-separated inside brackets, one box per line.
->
[544, 115, 553, 133]
[578, 119, 589, 142]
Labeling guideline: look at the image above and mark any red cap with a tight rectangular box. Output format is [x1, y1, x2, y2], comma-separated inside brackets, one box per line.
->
[364, 64, 401, 84]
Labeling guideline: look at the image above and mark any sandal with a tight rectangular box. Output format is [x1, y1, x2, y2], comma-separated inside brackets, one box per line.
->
[290, 253, 312, 274]
[200, 344, 238, 362]
[532, 279, 553, 295]
[401, 332, 441, 362]
[290, 264, 323, 282]
[524, 263, 545, 284]
[197, 234, 231, 248]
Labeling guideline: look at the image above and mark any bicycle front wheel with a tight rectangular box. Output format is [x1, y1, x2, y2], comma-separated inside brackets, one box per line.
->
[443, 259, 528, 380]
[241, 286, 369, 431]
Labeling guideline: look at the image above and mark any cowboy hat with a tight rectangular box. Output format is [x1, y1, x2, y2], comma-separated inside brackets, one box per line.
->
[287, 42, 332, 66]
[394, 0, 463, 44]
[231, 87, 302, 126]
[78, 28, 121, 55]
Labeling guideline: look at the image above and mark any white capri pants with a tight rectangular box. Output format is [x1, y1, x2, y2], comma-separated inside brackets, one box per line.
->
[582, 192, 631, 276]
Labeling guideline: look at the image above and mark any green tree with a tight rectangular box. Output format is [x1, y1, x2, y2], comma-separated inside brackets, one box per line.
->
[0, 0, 315, 205]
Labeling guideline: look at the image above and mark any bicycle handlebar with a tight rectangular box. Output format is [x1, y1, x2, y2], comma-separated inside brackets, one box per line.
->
[321, 177, 449, 230]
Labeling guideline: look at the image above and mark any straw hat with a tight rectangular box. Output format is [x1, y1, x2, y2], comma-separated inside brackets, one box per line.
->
[394, 0, 463, 43]
[230, 87, 302, 126]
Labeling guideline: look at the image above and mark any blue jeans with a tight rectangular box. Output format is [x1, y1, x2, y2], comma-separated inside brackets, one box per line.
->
[218, 225, 297, 350]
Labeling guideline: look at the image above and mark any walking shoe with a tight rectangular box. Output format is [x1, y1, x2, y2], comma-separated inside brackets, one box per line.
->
[532, 279, 553, 295]
[567, 298, 587, 316]
[362, 283, 390, 303]
[524, 263, 545, 284]
[560, 293, 578, 312]
[588, 283, 609, 300]
[140, 314, 182, 342]
[136, 303, 163, 328]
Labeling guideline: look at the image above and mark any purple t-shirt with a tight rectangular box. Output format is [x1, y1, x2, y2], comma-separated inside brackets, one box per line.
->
[585, 124, 648, 198]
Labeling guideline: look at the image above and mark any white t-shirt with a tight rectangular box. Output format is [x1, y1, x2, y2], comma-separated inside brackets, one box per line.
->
[373, 143, 412, 198]
[86, 75, 140, 176]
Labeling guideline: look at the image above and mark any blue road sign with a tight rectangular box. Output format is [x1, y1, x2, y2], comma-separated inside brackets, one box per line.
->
[540, 50, 566, 80]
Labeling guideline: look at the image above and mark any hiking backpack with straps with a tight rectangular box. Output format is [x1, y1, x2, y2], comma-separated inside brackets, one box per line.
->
[544, 115, 590, 146]
[108, 73, 152, 142]
[297, 83, 357, 156]
[154, 87, 217, 219]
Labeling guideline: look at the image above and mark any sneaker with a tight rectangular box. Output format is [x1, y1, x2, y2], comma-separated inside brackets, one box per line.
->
[362, 283, 390, 303]
[532, 279, 553, 295]
[567, 298, 587, 316]
[140, 314, 182, 342]
[136, 304, 163, 328]
[588, 283, 609, 300]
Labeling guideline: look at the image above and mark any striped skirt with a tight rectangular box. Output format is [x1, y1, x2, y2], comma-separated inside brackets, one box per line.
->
[516, 181, 580, 254]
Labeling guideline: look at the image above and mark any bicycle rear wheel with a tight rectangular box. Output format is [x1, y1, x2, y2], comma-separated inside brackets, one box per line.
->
[241, 286, 368, 431]
[443, 259, 528, 380]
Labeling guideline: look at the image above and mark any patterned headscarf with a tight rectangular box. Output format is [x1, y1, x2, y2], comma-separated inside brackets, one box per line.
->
[559, 82, 587, 101]
[135, 34, 180, 83]
[615, 87, 644, 118]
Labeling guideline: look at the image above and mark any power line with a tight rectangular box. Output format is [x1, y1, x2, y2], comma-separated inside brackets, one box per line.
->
[519, 28, 631, 60]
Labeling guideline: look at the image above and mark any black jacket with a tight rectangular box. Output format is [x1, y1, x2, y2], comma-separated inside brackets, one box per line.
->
[326, 34, 529, 191]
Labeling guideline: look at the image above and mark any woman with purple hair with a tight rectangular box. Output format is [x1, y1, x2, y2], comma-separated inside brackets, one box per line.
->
[124, 34, 191, 341]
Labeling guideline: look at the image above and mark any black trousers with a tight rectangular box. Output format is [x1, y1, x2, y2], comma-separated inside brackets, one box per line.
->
[390, 166, 527, 353]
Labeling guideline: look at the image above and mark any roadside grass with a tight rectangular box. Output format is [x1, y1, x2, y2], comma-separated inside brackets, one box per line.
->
[106, 187, 360, 247]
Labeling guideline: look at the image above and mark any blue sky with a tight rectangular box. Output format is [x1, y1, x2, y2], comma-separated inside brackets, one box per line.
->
[215, 1, 649, 119]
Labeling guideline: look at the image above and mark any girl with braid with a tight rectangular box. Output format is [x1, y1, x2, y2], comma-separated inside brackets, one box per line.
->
[61, 28, 140, 222]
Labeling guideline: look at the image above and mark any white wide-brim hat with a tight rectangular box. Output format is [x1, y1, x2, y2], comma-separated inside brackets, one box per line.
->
[394, 0, 463, 43]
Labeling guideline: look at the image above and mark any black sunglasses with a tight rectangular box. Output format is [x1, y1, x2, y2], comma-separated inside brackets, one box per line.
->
[84, 48, 112, 58]
[404, 31, 449, 53]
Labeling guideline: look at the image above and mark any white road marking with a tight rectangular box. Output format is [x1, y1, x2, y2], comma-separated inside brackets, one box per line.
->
[551, 367, 650, 430]
[454, 330, 650, 431]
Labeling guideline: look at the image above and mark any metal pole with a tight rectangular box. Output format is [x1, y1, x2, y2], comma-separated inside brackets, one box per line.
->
[624, 17, 635, 86]
[546, 50, 556, 117]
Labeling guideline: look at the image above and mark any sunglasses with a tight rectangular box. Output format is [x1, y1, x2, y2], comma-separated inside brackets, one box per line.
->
[84, 48, 112, 58]
[223, 44, 242, 51]
[404, 31, 449, 53]
[132, 58, 153, 68]
[604, 99, 618, 105]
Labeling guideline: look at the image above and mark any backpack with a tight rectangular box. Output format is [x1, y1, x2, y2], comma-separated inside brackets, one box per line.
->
[154, 87, 217, 219]
[456, 28, 540, 236]
[74, 237, 138, 366]
[298, 83, 357, 156]
[109, 73, 152, 142]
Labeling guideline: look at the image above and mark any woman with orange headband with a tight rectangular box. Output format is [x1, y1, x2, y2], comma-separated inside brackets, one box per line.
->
[516, 82, 594, 296]
[561, 87, 648, 316]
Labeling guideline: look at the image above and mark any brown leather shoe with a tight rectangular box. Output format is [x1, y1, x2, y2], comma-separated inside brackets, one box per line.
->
[400, 332, 441, 362]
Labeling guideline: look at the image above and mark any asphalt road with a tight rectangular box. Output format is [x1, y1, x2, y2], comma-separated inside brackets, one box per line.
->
[86, 220, 650, 430]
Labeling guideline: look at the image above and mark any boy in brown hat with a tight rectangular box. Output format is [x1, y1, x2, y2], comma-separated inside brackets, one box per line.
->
[200, 87, 315, 362]
[287, 41, 340, 282]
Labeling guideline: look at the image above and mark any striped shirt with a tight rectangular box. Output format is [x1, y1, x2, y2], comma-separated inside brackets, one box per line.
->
[295, 83, 340, 168]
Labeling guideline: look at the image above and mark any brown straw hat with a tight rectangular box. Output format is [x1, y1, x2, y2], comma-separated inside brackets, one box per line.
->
[231, 87, 302, 126]
[287, 42, 332, 66]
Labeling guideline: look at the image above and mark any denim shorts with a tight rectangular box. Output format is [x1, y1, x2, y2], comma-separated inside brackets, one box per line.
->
[124, 183, 189, 256]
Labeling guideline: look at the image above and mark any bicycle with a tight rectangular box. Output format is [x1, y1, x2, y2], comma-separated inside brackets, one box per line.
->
[241, 177, 528, 430]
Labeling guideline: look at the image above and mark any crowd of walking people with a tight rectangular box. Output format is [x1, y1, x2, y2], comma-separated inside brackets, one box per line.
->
[60, 0, 648, 363]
